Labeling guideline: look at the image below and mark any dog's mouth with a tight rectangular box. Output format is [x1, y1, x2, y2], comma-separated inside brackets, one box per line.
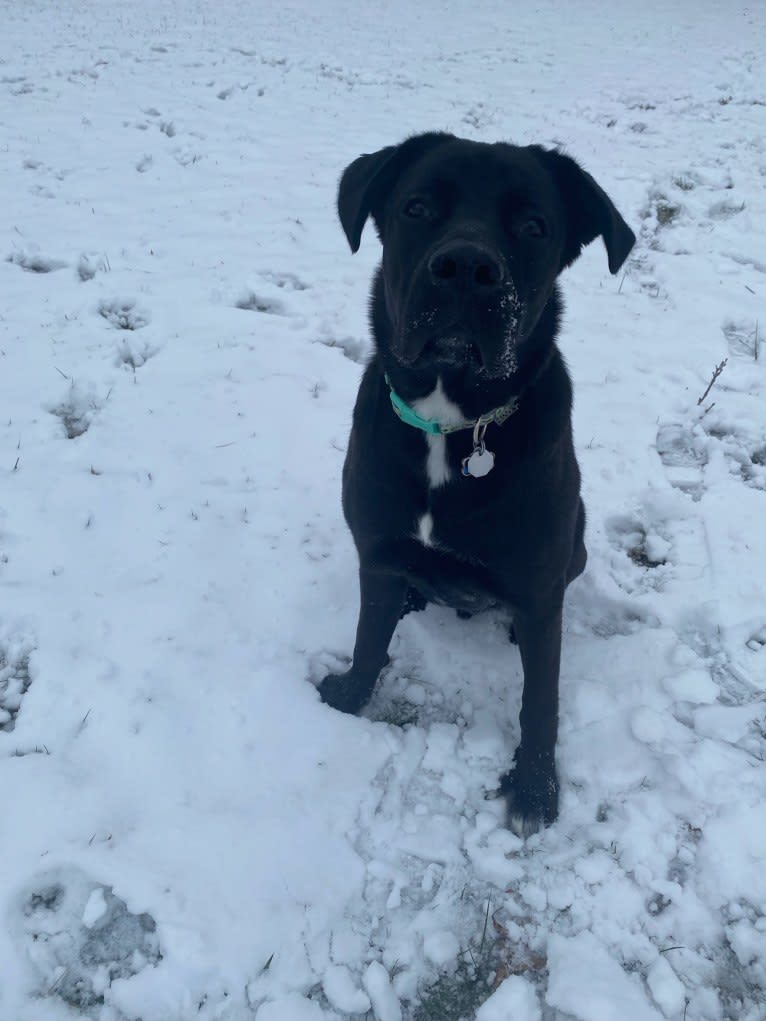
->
[418, 333, 484, 369]
[394, 282, 525, 378]
[403, 328, 520, 379]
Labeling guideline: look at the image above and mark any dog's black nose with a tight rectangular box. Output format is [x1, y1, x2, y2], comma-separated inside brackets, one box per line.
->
[428, 242, 505, 290]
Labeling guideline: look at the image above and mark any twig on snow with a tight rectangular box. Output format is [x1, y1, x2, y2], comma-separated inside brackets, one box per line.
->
[696, 359, 727, 406]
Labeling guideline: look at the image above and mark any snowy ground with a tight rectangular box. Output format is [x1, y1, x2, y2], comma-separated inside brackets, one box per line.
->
[1, 1, 765, 1018]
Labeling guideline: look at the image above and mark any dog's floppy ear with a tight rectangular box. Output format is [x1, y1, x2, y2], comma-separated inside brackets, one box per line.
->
[337, 133, 455, 253]
[537, 148, 636, 274]
[337, 146, 398, 253]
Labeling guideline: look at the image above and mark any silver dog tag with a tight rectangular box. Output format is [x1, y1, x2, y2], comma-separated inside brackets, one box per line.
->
[462, 443, 495, 478]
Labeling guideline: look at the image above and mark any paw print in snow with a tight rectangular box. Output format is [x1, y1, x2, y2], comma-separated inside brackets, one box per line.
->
[605, 514, 671, 594]
[607, 514, 670, 569]
[235, 291, 285, 315]
[708, 199, 745, 220]
[76, 252, 111, 282]
[98, 298, 150, 331]
[48, 381, 104, 439]
[115, 336, 159, 370]
[0, 632, 34, 731]
[12, 867, 161, 1010]
[173, 145, 202, 167]
[260, 271, 309, 291]
[6, 249, 67, 273]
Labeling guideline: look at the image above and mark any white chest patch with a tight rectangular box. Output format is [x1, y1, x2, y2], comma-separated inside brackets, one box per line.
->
[417, 511, 434, 547]
[412, 379, 466, 489]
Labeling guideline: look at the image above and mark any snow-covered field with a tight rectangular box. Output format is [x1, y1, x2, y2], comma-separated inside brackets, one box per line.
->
[1, 2, 765, 1018]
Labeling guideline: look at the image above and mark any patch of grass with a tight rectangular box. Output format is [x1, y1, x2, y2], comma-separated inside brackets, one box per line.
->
[673, 175, 696, 191]
[715, 939, 766, 1020]
[656, 200, 681, 227]
[413, 906, 546, 1020]
[413, 951, 492, 1021]
[628, 544, 666, 569]
[371, 699, 420, 728]
[619, 523, 667, 570]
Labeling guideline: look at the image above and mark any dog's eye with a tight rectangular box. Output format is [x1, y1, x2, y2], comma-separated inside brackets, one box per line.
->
[520, 216, 548, 239]
[403, 198, 432, 220]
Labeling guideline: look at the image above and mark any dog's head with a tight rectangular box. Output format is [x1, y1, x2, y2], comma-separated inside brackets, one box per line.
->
[338, 132, 635, 380]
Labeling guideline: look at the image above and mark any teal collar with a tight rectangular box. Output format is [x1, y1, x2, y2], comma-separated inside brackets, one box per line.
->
[385, 375, 519, 435]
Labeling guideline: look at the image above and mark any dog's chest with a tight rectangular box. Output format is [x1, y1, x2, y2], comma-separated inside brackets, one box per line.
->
[411, 379, 464, 491]
[411, 380, 467, 549]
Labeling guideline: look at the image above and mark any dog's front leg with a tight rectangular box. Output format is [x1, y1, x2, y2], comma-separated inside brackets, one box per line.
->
[319, 568, 408, 715]
[498, 598, 563, 836]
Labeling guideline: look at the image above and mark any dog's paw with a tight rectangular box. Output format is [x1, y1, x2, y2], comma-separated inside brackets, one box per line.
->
[493, 763, 559, 837]
[318, 670, 375, 715]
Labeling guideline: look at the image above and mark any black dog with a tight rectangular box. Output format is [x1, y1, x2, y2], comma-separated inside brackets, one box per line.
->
[319, 133, 635, 835]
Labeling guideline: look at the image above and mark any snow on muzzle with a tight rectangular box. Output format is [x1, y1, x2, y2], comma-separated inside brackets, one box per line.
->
[395, 282, 523, 377]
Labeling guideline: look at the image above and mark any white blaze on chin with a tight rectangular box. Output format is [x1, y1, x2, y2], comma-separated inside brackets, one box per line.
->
[412, 378, 465, 489]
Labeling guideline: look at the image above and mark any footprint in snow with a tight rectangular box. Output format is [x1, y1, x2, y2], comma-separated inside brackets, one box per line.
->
[260, 270, 309, 291]
[173, 145, 202, 166]
[235, 291, 286, 315]
[658, 411, 766, 495]
[316, 332, 368, 364]
[566, 575, 659, 639]
[115, 336, 159, 370]
[98, 297, 150, 331]
[76, 252, 110, 282]
[48, 382, 104, 439]
[0, 633, 34, 732]
[624, 250, 666, 302]
[702, 414, 766, 492]
[708, 199, 745, 220]
[6, 250, 67, 273]
[640, 185, 684, 241]
[655, 421, 707, 500]
[606, 513, 671, 571]
[722, 319, 760, 361]
[11, 867, 161, 1010]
